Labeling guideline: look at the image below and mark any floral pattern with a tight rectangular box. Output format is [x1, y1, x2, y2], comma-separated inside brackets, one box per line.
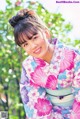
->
[59, 48, 76, 73]
[20, 87, 29, 104]
[45, 75, 57, 90]
[30, 66, 57, 89]
[30, 66, 47, 87]
[70, 100, 80, 119]
[20, 39, 80, 119]
[34, 98, 52, 116]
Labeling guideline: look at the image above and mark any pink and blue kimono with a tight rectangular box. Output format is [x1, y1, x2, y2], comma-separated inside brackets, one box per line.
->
[20, 39, 80, 119]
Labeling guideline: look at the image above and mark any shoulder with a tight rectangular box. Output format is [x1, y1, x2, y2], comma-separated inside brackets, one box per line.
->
[22, 56, 34, 76]
[22, 55, 37, 78]
[22, 55, 33, 68]
[56, 40, 80, 54]
[20, 56, 34, 85]
[55, 40, 80, 62]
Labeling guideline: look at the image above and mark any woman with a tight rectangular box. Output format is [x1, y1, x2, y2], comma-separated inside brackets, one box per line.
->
[9, 9, 80, 119]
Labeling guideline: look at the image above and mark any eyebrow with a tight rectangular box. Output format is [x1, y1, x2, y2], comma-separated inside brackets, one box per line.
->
[20, 32, 38, 46]
[29, 33, 38, 39]
[29, 35, 33, 40]
[20, 41, 27, 46]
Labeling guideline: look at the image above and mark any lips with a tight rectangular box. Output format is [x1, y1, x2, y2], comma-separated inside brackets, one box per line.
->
[33, 47, 41, 54]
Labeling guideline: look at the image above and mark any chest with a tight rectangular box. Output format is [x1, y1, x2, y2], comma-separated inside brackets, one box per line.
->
[26, 62, 74, 89]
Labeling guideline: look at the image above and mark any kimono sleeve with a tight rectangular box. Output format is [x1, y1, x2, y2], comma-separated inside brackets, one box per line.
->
[72, 49, 80, 102]
[70, 49, 80, 118]
[19, 67, 53, 119]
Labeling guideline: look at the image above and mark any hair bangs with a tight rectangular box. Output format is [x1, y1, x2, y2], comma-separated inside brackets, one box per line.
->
[16, 23, 38, 46]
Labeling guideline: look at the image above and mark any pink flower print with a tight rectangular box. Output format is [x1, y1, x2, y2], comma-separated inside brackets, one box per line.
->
[28, 89, 39, 105]
[75, 90, 80, 102]
[53, 112, 64, 119]
[30, 80, 39, 88]
[34, 98, 52, 116]
[60, 49, 76, 73]
[70, 100, 80, 119]
[30, 66, 47, 87]
[73, 70, 80, 88]
[46, 75, 57, 90]
[34, 58, 46, 67]
[21, 87, 29, 104]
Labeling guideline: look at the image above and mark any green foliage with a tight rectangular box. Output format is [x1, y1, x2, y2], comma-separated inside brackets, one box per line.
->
[0, 0, 80, 118]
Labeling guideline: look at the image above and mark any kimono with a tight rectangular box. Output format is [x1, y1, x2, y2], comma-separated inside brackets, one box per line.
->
[20, 39, 80, 119]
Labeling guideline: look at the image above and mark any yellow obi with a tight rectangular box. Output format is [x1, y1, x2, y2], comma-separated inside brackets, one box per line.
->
[46, 87, 74, 107]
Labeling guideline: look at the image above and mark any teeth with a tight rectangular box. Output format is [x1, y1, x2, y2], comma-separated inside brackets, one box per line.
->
[34, 48, 41, 53]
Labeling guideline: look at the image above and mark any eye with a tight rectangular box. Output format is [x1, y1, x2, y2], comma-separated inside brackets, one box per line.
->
[33, 35, 38, 40]
[23, 42, 28, 47]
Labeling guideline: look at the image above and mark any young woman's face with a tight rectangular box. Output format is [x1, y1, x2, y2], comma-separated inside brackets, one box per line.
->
[21, 30, 50, 60]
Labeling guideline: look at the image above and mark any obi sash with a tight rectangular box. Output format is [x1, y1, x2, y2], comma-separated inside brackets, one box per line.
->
[45, 86, 74, 107]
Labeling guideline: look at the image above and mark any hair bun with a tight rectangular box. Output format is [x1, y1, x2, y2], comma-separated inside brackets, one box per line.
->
[9, 15, 23, 27]
[9, 9, 35, 28]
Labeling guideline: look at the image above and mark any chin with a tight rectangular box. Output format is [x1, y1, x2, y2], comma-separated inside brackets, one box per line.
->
[32, 49, 48, 59]
[38, 53, 47, 59]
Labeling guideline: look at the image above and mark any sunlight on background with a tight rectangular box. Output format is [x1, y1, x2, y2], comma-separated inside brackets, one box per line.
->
[0, 0, 80, 40]
[38, 0, 80, 40]
[0, 0, 6, 11]
[56, 4, 80, 40]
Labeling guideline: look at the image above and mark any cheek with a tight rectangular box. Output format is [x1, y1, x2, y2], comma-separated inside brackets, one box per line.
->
[37, 38, 47, 46]
[41, 39, 48, 48]
[22, 47, 30, 54]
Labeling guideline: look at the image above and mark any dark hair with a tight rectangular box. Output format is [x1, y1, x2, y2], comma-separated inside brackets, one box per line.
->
[9, 9, 48, 46]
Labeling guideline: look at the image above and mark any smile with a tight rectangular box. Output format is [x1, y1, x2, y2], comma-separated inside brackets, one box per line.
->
[33, 47, 41, 54]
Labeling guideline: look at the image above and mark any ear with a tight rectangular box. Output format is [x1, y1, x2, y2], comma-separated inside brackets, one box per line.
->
[45, 29, 51, 39]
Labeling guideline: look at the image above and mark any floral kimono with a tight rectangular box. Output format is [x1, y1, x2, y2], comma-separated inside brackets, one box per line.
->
[20, 39, 80, 119]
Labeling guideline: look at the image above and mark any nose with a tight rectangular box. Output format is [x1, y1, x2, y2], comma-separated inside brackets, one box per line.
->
[29, 41, 37, 49]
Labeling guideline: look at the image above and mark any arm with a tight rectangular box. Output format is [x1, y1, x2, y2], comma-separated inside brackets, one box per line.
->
[70, 49, 80, 118]
[20, 67, 53, 119]
[73, 49, 80, 101]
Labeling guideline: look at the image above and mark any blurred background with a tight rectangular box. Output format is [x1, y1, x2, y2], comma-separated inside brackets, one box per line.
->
[0, 0, 80, 119]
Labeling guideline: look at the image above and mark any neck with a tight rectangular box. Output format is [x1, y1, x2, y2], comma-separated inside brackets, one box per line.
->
[43, 44, 54, 64]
